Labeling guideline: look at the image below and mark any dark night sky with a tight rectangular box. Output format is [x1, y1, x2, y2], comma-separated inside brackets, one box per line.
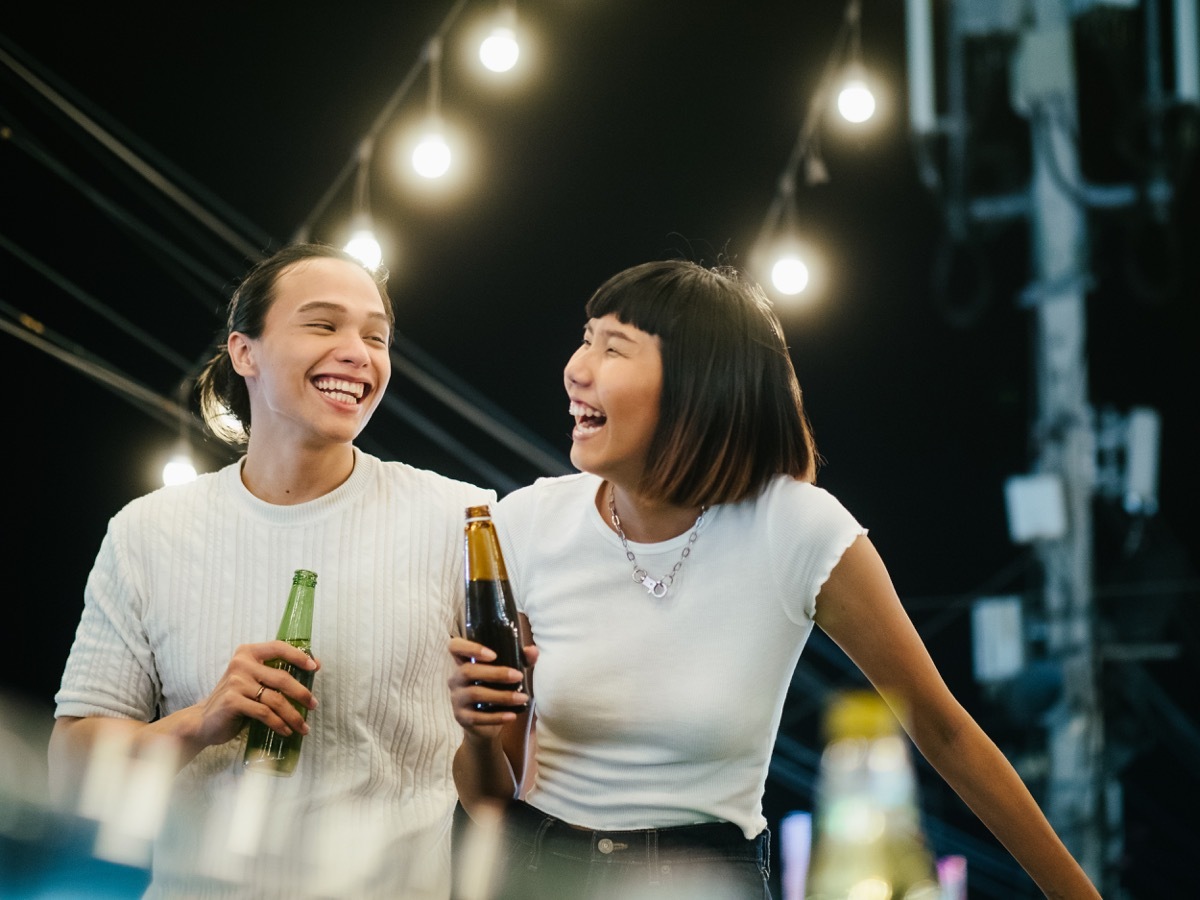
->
[2, 2, 1198, 896]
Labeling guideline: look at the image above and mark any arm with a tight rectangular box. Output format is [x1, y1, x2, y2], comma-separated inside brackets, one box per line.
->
[49, 639, 319, 807]
[449, 615, 537, 820]
[813, 535, 1101, 900]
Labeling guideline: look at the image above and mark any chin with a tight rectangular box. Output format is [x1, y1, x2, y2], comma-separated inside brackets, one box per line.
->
[568, 445, 596, 475]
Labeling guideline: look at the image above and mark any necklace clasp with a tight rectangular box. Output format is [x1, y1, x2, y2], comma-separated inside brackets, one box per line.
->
[609, 485, 706, 600]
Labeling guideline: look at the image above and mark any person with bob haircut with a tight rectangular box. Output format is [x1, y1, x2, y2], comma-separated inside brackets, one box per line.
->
[51, 242, 493, 898]
[448, 259, 1099, 899]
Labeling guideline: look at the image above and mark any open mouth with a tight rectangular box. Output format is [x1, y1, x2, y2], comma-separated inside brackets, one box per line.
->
[569, 399, 606, 434]
[314, 376, 368, 406]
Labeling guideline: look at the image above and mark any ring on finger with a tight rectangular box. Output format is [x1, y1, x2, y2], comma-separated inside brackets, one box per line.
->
[254, 683, 266, 703]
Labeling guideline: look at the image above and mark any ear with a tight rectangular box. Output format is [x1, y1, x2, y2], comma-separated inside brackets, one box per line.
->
[228, 331, 258, 377]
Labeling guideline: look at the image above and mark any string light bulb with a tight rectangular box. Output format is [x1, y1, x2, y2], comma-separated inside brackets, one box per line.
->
[162, 381, 198, 486]
[751, 0, 873, 302]
[756, 174, 819, 301]
[344, 220, 383, 271]
[413, 128, 452, 179]
[837, 66, 876, 123]
[162, 450, 197, 486]
[480, 2, 520, 73]
[344, 139, 384, 269]
[413, 37, 452, 179]
[772, 254, 811, 295]
[836, 1, 875, 124]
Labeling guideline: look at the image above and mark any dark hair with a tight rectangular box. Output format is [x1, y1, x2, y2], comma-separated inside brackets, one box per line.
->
[585, 259, 817, 506]
[196, 243, 393, 445]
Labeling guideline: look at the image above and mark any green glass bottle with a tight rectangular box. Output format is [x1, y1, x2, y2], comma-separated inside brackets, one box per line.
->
[805, 690, 941, 900]
[243, 569, 317, 776]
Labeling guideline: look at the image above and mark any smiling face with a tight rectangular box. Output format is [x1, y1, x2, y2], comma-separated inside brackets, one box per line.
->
[228, 256, 392, 451]
[564, 314, 663, 489]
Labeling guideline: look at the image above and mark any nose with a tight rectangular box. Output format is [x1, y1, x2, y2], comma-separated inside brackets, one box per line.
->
[333, 336, 371, 370]
[564, 344, 591, 388]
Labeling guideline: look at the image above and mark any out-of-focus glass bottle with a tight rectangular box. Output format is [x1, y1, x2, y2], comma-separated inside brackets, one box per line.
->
[463, 505, 528, 712]
[805, 689, 941, 900]
[243, 569, 317, 776]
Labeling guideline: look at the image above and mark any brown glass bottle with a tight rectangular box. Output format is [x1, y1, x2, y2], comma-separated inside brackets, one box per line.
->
[463, 505, 528, 712]
[243, 569, 317, 776]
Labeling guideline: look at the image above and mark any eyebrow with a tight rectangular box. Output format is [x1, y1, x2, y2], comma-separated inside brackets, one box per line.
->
[296, 300, 390, 325]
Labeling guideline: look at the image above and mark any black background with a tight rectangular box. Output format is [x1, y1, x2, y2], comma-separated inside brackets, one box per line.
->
[3, 2, 1198, 896]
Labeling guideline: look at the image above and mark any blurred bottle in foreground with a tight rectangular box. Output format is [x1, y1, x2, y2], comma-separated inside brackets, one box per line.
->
[243, 569, 317, 776]
[805, 689, 941, 900]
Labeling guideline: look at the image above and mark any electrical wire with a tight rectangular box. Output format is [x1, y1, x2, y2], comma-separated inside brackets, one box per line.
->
[1, 6, 572, 488]
[0, 298, 216, 446]
[0, 40, 266, 262]
[752, 0, 860, 255]
[0, 233, 194, 372]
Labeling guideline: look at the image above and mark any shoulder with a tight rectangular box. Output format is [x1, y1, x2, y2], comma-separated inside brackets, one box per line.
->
[496, 472, 594, 515]
[109, 466, 229, 526]
[756, 474, 856, 514]
[738, 475, 865, 537]
[366, 453, 496, 505]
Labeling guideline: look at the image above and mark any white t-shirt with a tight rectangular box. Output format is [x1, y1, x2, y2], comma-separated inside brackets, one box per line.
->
[55, 448, 494, 899]
[493, 472, 866, 839]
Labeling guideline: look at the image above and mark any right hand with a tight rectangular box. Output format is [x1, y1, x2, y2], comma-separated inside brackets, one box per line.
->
[191, 640, 320, 751]
[448, 636, 536, 738]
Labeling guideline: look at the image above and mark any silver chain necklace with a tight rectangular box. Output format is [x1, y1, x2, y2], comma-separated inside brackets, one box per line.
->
[608, 486, 706, 598]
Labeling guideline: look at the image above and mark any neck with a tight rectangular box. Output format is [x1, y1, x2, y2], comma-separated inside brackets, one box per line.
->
[603, 481, 704, 543]
[240, 441, 356, 505]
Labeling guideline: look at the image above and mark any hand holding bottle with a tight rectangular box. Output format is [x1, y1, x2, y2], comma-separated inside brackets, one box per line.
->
[243, 569, 320, 775]
[448, 637, 536, 736]
[177, 640, 320, 756]
[456, 504, 534, 727]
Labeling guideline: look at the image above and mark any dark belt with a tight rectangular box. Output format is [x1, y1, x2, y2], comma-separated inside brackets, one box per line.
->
[504, 799, 769, 863]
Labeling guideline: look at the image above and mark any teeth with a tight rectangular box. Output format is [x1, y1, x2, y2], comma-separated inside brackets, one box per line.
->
[569, 400, 604, 418]
[314, 377, 365, 404]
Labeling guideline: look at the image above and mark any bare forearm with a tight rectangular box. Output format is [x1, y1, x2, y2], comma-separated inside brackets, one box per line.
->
[911, 716, 1101, 899]
[453, 731, 521, 819]
[48, 709, 211, 807]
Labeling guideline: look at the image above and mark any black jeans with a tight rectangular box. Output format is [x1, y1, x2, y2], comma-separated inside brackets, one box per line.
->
[481, 800, 772, 900]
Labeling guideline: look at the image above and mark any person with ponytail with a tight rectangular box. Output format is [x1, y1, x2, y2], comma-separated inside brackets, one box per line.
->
[52, 243, 492, 898]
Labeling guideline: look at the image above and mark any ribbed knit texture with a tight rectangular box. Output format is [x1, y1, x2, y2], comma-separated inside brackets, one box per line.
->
[55, 448, 494, 898]
[493, 472, 865, 840]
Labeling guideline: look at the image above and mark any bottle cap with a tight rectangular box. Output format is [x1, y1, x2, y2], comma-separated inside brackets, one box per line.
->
[292, 569, 318, 587]
[465, 504, 492, 521]
[822, 689, 900, 742]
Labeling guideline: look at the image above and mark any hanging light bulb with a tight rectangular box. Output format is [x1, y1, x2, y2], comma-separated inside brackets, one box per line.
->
[837, 1, 875, 124]
[344, 222, 383, 270]
[772, 254, 811, 295]
[163, 382, 199, 486]
[412, 126, 452, 179]
[162, 451, 197, 486]
[836, 66, 876, 124]
[754, 174, 819, 302]
[413, 38, 452, 179]
[344, 140, 384, 269]
[480, 2, 520, 73]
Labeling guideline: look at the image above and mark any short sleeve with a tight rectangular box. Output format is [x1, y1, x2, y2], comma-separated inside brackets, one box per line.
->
[54, 515, 160, 721]
[761, 480, 867, 625]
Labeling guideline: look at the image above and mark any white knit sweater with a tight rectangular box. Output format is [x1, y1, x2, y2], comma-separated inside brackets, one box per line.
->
[55, 448, 493, 898]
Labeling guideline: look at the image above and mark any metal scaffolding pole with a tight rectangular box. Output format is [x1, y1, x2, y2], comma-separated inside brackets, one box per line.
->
[1011, 2, 1105, 883]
